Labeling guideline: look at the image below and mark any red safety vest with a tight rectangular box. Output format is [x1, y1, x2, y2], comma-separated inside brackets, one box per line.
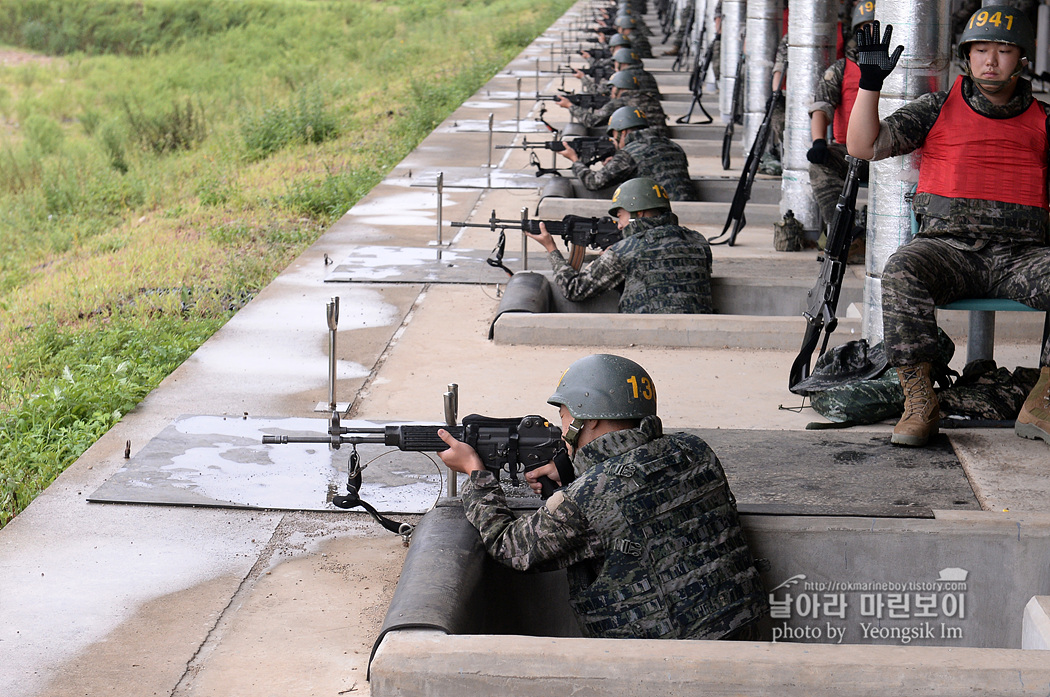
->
[832, 59, 860, 144]
[917, 76, 1049, 208]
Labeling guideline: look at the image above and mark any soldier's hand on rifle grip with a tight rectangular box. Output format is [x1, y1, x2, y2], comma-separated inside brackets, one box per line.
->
[527, 223, 558, 252]
[855, 21, 904, 91]
[556, 144, 580, 163]
[436, 429, 485, 474]
[555, 95, 573, 109]
[525, 462, 561, 496]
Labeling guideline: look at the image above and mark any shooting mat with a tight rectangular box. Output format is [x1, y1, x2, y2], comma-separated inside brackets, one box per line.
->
[89, 416, 979, 516]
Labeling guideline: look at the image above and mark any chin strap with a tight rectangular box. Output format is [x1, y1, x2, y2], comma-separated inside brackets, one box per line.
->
[964, 58, 1027, 93]
[563, 417, 586, 448]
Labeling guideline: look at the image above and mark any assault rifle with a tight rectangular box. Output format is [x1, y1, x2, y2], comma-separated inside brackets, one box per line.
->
[676, 33, 717, 124]
[671, 6, 701, 71]
[451, 208, 621, 273]
[496, 136, 616, 168]
[537, 91, 611, 109]
[264, 413, 569, 499]
[788, 155, 864, 391]
[558, 64, 614, 81]
[721, 53, 746, 170]
[711, 73, 784, 246]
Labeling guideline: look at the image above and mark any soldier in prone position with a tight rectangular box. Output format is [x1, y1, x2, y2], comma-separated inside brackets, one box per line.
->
[558, 106, 697, 201]
[530, 177, 713, 314]
[558, 69, 670, 137]
[846, 9, 1050, 447]
[438, 353, 770, 640]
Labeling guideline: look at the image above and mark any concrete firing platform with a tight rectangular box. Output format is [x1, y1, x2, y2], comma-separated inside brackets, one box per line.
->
[3, 3, 1049, 697]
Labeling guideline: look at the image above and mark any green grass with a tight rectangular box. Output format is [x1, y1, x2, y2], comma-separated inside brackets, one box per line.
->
[0, 0, 573, 528]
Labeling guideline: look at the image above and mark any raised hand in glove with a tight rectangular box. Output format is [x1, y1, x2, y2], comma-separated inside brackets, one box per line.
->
[855, 21, 904, 92]
[807, 138, 829, 164]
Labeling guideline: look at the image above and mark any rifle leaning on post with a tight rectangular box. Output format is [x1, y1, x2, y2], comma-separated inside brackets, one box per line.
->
[788, 155, 864, 391]
[721, 53, 746, 170]
[710, 73, 784, 246]
[450, 208, 622, 274]
[677, 34, 717, 124]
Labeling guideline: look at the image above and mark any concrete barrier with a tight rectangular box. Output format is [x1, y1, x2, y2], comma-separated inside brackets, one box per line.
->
[369, 505, 1050, 696]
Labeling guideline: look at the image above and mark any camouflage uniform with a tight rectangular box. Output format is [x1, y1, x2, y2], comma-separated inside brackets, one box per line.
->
[570, 90, 670, 137]
[461, 415, 769, 639]
[571, 129, 697, 201]
[624, 29, 653, 58]
[670, 1, 695, 51]
[580, 60, 615, 94]
[807, 48, 869, 227]
[547, 210, 713, 313]
[870, 77, 1050, 367]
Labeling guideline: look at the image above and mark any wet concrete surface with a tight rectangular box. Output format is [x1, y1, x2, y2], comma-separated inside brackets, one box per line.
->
[2, 3, 1049, 697]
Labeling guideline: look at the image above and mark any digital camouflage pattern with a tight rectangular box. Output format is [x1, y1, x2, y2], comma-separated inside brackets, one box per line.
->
[804, 331, 955, 424]
[571, 129, 697, 200]
[461, 415, 768, 639]
[570, 90, 669, 136]
[938, 360, 1042, 420]
[872, 77, 1050, 367]
[624, 29, 653, 58]
[548, 210, 713, 314]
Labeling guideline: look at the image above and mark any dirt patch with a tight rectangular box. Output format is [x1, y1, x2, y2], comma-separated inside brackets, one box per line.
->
[0, 49, 56, 67]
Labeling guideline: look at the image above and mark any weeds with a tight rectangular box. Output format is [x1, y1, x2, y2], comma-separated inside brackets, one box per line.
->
[0, 0, 575, 528]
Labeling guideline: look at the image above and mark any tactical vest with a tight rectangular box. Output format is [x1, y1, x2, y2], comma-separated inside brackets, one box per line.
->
[917, 76, 1049, 208]
[613, 213, 712, 314]
[832, 59, 860, 144]
[622, 131, 697, 202]
[565, 432, 767, 639]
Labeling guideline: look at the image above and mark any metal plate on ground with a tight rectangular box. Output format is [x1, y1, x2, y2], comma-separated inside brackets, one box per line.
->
[88, 415, 455, 513]
[325, 245, 527, 284]
[694, 429, 979, 516]
[407, 167, 544, 190]
[89, 418, 978, 517]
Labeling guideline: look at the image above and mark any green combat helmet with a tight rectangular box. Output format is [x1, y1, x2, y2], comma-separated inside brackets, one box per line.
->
[609, 70, 641, 91]
[607, 105, 649, 135]
[851, 1, 875, 31]
[548, 354, 657, 446]
[608, 33, 632, 49]
[958, 4, 1035, 62]
[612, 47, 643, 66]
[614, 14, 638, 29]
[608, 176, 671, 216]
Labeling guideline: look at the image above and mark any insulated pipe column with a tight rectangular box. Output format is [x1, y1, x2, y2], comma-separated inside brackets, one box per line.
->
[1037, 2, 1049, 76]
[719, 0, 746, 122]
[704, 0, 720, 89]
[864, 0, 951, 341]
[781, 0, 836, 236]
[743, 0, 782, 158]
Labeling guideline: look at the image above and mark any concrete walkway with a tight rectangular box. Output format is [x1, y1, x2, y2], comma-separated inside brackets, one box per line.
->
[2, 4, 1048, 697]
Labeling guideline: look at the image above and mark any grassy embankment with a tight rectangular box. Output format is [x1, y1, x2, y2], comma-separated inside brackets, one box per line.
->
[0, 0, 573, 527]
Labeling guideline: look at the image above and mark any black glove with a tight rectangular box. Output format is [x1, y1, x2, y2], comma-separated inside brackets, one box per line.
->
[807, 138, 829, 165]
[855, 21, 904, 92]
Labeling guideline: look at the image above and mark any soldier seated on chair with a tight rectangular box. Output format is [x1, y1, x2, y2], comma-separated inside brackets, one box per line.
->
[846, 8, 1050, 446]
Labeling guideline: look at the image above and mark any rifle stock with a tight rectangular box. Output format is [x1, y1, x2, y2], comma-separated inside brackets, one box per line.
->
[788, 155, 864, 391]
